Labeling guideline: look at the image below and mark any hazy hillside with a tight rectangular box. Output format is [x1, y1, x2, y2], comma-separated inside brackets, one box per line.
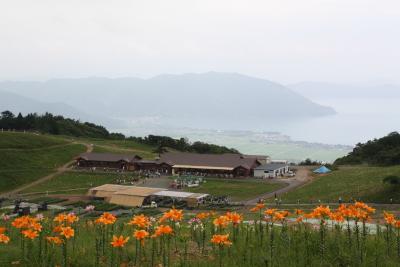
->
[0, 90, 122, 127]
[288, 82, 400, 99]
[0, 90, 89, 119]
[0, 73, 335, 124]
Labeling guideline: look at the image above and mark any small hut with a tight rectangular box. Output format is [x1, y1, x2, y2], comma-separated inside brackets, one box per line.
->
[109, 186, 165, 207]
[87, 184, 131, 199]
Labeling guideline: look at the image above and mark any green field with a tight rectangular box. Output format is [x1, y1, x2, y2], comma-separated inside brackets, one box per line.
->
[21, 172, 128, 194]
[186, 178, 285, 201]
[0, 132, 87, 193]
[280, 166, 400, 203]
[0, 132, 160, 194]
[0, 132, 68, 149]
[75, 138, 156, 159]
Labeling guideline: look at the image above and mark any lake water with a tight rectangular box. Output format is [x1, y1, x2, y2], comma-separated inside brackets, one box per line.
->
[281, 97, 400, 145]
[118, 97, 400, 147]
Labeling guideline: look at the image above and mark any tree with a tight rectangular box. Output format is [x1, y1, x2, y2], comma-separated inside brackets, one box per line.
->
[153, 145, 167, 157]
[0, 110, 15, 129]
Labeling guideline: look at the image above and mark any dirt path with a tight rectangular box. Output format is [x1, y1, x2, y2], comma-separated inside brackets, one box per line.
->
[245, 167, 313, 205]
[0, 143, 76, 151]
[1, 142, 92, 198]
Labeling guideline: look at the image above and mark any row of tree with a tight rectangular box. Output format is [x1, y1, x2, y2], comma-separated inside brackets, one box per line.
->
[129, 135, 239, 154]
[0, 110, 111, 138]
[335, 132, 400, 166]
[0, 110, 238, 154]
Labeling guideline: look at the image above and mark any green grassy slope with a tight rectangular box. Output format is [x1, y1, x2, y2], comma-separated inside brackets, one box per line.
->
[0, 132, 68, 149]
[0, 132, 159, 194]
[22, 172, 125, 194]
[0, 132, 86, 193]
[73, 138, 157, 159]
[280, 166, 400, 203]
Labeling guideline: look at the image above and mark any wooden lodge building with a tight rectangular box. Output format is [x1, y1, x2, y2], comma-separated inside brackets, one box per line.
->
[75, 153, 142, 170]
[75, 152, 268, 177]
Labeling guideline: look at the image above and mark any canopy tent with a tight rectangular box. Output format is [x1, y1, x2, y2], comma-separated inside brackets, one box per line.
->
[313, 166, 331, 174]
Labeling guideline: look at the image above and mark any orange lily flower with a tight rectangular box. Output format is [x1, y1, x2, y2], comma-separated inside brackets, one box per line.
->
[211, 234, 232, 246]
[54, 214, 67, 224]
[46, 236, 64, 245]
[384, 212, 396, 225]
[128, 214, 151, 228]
[153, 225, 173, 237]
[22, 229, 39, 240]
[264, 209, 277, 216]
[0, 234, 10, 244]
[250, 203, 265, 212]
[226, 212, 242, 225]
[196, 212, 210, 220]
[134, 230, 149, 245]
[213, 215, 230, 228]
[95, 212, 117, 225]
[111, 235, 130, 248]
[60, 226, 75, 239]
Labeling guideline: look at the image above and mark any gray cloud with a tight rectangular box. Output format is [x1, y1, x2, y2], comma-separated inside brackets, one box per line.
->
[1, 0, 399, 83]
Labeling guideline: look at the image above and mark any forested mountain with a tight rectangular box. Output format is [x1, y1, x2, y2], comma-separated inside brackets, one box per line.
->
[335, 132, 400, 165]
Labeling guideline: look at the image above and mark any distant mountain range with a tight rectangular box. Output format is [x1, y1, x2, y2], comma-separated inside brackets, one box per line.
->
[0, 90, 122, 127]
[288, 81, 400, 99]
[0, 72, 335, 128]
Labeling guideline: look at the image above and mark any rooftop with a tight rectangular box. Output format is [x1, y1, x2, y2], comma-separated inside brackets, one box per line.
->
[254, 163, 288, 171]
[77, 152, 142, 163]
[159, 152, 259, 170]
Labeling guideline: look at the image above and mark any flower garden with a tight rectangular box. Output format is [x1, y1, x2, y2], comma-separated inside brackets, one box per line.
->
[0, 202, 399, 266]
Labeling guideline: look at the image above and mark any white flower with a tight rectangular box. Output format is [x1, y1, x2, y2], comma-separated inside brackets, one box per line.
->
[85, 205, 95, 212]
[36, 213, 44, 221]
[1, 214, 10, 221]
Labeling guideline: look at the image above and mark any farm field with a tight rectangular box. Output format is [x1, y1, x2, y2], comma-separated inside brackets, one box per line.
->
[186, 178, 285, 201]
[279, 166, 400, 204]
[0, 204, 399, 266]
[0, 132, 87, 194]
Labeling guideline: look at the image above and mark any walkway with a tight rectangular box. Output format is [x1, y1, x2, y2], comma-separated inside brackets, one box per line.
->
[244, 167, 313, 205]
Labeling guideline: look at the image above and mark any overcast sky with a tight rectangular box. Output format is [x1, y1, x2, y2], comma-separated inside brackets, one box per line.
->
[1, 0, 399, 84]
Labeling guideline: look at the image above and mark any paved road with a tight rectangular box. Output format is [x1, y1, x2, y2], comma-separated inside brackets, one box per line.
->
[1, 142, 92, 198]
[244, 167, 312, 205]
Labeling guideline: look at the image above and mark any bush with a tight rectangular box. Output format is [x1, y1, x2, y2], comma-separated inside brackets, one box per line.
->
[29, 197, 67, 204]
[382, 175, 400, 185]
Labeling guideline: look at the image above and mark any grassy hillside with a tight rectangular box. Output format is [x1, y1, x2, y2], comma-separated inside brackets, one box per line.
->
[0, 132, 68, 149]
[279, 166, 400, 203]
[0, 132, 86, 193]
[88, 139, 156, 159]
[22, 172, 125, 195]
[0, 132, 159, 194]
